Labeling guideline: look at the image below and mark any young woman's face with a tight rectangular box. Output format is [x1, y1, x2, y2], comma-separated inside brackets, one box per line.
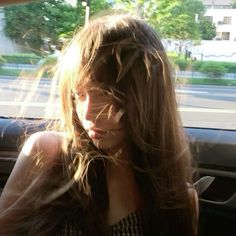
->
[74, 86, 127, 152]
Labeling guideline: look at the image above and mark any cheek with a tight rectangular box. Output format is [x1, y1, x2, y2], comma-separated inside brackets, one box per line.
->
[108, 117, 126, 136]
[75, 104, 84, 121]
[106, 109, 125, 130]
[75, 106, 81, 119]
[113, 108, 125, 123]
[75, 107, 88, 129]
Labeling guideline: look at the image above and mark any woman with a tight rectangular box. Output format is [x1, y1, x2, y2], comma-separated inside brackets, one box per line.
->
[0, 14, 198, 235]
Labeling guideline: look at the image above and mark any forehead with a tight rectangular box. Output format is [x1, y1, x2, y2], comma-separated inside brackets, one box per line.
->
[75, 82, 106, 93]
[73, 83, 114, 102]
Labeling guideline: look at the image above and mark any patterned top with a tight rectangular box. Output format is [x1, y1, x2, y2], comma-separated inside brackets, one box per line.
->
[56, 211, 143, 236]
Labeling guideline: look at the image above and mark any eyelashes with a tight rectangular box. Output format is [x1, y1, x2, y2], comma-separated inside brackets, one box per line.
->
[72, 91, 87, 102]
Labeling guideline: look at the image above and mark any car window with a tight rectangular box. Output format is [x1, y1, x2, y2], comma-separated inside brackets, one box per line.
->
[0, 0, 235, 130]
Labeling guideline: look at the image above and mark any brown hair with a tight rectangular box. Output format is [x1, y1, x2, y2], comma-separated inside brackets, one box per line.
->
[0, 14, 197, 235]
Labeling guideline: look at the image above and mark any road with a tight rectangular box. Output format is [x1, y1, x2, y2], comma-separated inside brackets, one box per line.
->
[175, 85, 236, 129]
[0, 76, 236, 129]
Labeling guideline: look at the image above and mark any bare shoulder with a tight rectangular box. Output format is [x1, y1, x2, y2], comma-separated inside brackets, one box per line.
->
[0, 131, 68, 209]
[21, 131, 67, 159]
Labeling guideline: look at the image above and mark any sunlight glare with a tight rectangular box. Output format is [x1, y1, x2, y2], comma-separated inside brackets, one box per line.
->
[65, 0, 77, 7]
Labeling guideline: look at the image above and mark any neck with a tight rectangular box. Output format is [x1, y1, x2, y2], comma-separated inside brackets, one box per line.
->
[106, 143, 132, 174]
[105, 145, 143, 226]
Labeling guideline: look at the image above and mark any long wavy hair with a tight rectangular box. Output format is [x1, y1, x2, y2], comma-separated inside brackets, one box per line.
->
[0, 14, 198, 235]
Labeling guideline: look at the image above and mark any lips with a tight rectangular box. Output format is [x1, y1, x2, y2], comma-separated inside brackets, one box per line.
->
[88, 128, 107, 139]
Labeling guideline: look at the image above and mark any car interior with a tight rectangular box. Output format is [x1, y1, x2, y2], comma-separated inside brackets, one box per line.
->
[1, 118, 236, 235]
[0, 0, 235, 235]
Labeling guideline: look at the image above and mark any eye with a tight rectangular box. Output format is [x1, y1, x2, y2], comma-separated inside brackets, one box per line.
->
[74, 91, 87, 102]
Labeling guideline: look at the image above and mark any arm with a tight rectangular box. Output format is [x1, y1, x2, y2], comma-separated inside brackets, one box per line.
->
[0, 131, 62, 210]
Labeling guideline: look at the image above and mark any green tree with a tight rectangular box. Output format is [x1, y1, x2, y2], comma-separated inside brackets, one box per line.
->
[4, 0, 80, 54]
[150, 0, 205, 54]
[231, 3, 236, 8]
[113, 0, 145, 17]
[199, 18, 216, 40]
[4, 0, 111, 55]
[114, 0, 206, 55]
[89, 0, 111, 16]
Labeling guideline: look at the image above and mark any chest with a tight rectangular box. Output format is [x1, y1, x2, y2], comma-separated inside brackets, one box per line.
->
[106, 170, 143, 226]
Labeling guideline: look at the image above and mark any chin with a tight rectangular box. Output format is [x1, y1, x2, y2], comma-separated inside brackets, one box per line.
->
[93, 140, 118, 152]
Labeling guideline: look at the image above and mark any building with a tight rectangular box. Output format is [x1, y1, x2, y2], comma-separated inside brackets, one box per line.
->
[201, 0, 236, 41]
[205, 8, 236, 40]
[202, 0, 233, 9]
[186, 1, 236, 62]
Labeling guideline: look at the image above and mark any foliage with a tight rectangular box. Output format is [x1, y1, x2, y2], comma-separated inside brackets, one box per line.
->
[199, 18, 216, 40]
[0, 56, 7, 66]
[173, 59, 203, 71]
[231, 2, 236, 8]
[153, 0, 205, 55]
[113, 0, 145, 17]
[89, 0, 111, 16]
[173, 59, 236, 75]
[167, 51, 179, 59]
[199, 61, 227, 78]
[218, 62, 236, 73]
[178, 78, 236, 86]
[4, 0, 78, 54]
[37, 55, 58, 78]
[39, 55, 58, 67]
[173, 58, 190, 70]
[1, 53, 42, 64]
[4, 0, 111, 55]
[0, 68, 21, 76]
[114, 0, 206, 54]
[153, 0, 204, 39]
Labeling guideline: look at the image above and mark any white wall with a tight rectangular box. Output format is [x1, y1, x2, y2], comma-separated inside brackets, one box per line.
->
[205, 9, 236, 41]
[189, 40, 236, 62]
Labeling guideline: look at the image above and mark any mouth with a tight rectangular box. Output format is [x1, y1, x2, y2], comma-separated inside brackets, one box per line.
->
[88, 128, 107, 139]
[86, 127, 123, 140]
